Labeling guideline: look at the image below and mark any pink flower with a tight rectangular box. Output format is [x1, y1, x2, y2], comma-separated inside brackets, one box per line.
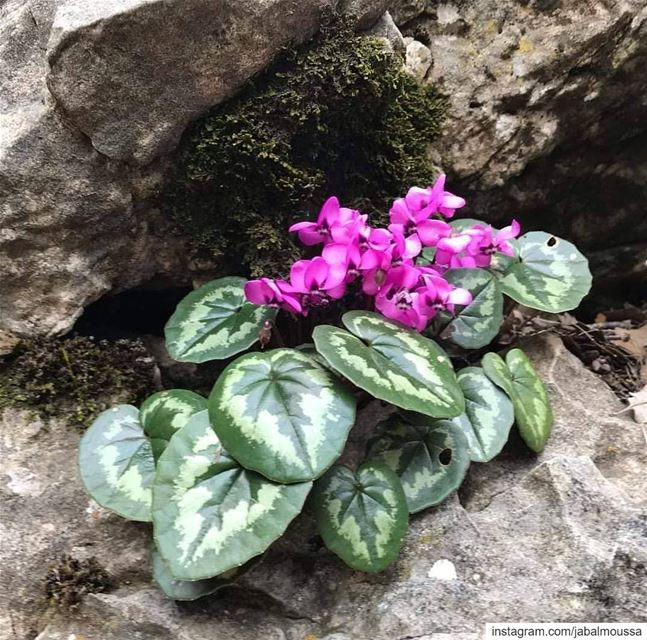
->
[288, 197, 363, 246]
[322, 241, 362, 283]
[375, 265, 428, 331]
[417, 275, 472, 320]
[244, 278, 302, 314]
[288, 257, 347, 311]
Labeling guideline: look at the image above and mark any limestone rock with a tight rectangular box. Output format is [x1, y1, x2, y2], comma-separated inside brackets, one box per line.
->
[405, 38, 432, 81]
[46, 0, 338, 165]
[388, 0, 427, 26]
[3, 337, 645, 639]
[0, 0, 379, 337]
[412, 0, 647, 288]
[364, 11, 406, 52]
[339, 0, 391, 30]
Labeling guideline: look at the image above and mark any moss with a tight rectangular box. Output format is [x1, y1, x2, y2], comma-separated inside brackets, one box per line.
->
[45, 554, 114, 610]
[167, 17, 446, 278]
[0, 336, 156, 427]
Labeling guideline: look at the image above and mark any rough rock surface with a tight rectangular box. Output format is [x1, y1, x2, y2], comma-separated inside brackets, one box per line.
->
[3, 336, 646, 640]
[0, 0, 381, 338]
[399, 0, 647, 294]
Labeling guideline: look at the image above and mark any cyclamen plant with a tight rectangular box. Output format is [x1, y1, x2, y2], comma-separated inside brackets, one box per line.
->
[79, 175, 592, 599]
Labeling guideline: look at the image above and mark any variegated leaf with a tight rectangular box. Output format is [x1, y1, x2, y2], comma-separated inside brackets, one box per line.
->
[313, 461, 408, 572]
[313, 312, 464, 419]
[442, 269, 503, 349]
[151, 544, 259, 601]
[482, 349, 554, 452]
[499, 232, 592, 312]
[140, 389, 207, 460]
[79, 405, 154, 522]
[450, 217, 490, 232]
[368, 415, 471, 513]
[153, 410, 311, 580]
[209, 349, 356, 484]
[165, 277, 277, 363]
[452, 367, 514, 462]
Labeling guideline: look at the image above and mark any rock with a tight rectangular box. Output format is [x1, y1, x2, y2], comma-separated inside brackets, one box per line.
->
[0, 408, 150, 640]
[0, 0, 378, 337]
[5, 336, 645, 639]
[46, 0, 338, 165]
[388, 0, 427, 26]
[405, 38, 432, 81]
[364, 11, 406, 53]
[339, 0, 391, 30]
[411, 0, 647, 291]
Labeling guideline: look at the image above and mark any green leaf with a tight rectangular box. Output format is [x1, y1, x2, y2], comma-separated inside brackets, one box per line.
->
[452, 367, 514, 462]
[368, 415, 471, 513]
[313, 311, 464, 419]
[482, 350, 554, 452]
[153, 410, 311, 581]
[151, 544, 258, 601]
[209, 349, 356, 484]
[442, 269, 504, 349]
[79, 405, 154, 522]
[140, 389, 207, 460]
[313, 461, 408, 572]
[450, 217, 490, 232]
[164, 277, 277, 363]
[499, 232, 592, 312]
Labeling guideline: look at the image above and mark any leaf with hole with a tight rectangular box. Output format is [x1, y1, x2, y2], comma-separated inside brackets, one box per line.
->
[153, 410, 311, 580]
[499, 232, 592, 312]
[313, 311, 464, 419]
[452, 367, 514, 462]
[209, 349, 356, 484]
[482, 349, 553, 452]
[79, 405, 154, 522]
[312, 461, 408, 572]
[165, 277, 277, 363]
[442, 269, 504, 349]
[140, 389, 207, 460]
[151, 544, 259, 601]
[368, 415, 471, 513]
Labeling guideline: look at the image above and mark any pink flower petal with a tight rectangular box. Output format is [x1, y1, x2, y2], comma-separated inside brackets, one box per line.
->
[304, 257, 329, 289]
[244, 279, 271, 305]
[289, 260, 309, 292]
[447, 287, 473, 306]
[319, 196, 340, 225]
[437, 234, 472, 254]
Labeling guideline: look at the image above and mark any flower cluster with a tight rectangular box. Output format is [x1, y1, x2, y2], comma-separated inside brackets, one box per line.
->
[245, 175, 520, 331]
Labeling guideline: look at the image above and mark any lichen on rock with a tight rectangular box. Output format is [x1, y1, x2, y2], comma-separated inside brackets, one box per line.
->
[0, 336, 157, 427]
[166, 17, 445, 278]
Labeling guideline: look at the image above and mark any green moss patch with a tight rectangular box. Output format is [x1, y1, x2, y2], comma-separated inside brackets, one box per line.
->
[167, 18, 445, 278]
[0, 336, 157, 427]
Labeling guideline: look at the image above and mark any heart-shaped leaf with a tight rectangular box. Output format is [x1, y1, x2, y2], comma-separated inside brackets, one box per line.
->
[368, 415, 471, 513]
[79, 405, 154, 522]
[482, 349, 553, 452]
[164, 277, 277, 363]
[452, 367, 514, 462]
[442, 269, 504, 349]
[312, 461, 408, 572]
[151, 545, 258, 601]
[209, 349, 356, 484]
[140, 389, 207, 460]
[153, 410, 311, 581]
[499, 232, 592, 312]
[313, 312, 464, 419]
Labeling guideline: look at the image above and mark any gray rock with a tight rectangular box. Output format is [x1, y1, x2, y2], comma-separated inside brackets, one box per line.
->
[364, 11, 406, 53]
[405, 38, 432, 81]
[413, 0, 647, 288]
[46, 0, 337, 165]
[388, 0, 427, 26]
[4, 337, 645, 639]
[0, 0, 381, 337]
[339, 0, 391, 30]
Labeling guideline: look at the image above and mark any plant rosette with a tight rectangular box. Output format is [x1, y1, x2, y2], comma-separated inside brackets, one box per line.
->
[79, 174, 591, 599]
